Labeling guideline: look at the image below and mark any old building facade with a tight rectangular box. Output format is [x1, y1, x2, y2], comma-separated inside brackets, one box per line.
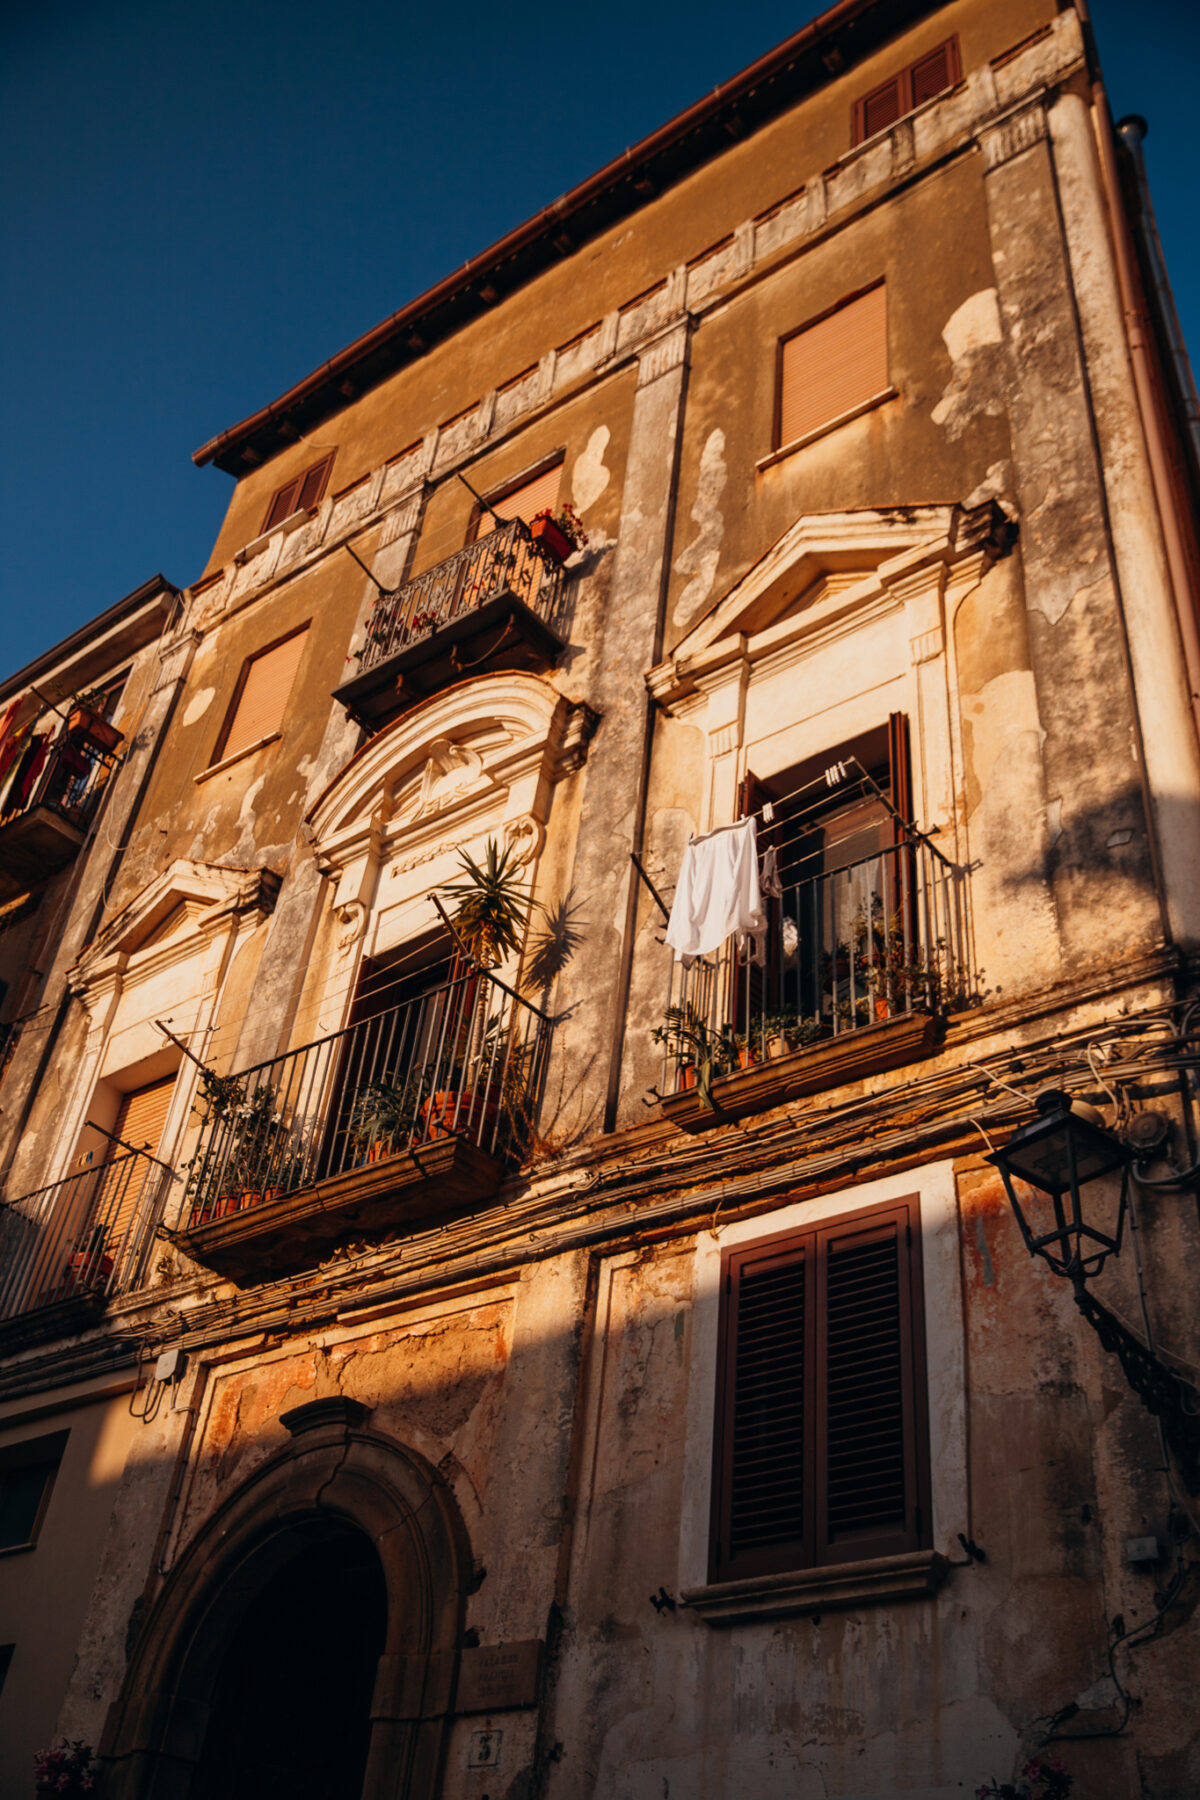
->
[2, 2, 1200, 1795]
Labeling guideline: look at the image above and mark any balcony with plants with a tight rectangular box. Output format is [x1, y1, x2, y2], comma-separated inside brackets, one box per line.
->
[174, 841, 553, 1280]
[0, 1142, 175, 1345]
[333, 507, 584, 730]
[651, 779, 972, 1131]
[0, 693, 123, 895]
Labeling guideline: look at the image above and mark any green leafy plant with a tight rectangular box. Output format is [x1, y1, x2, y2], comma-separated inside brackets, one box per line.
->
[759, 1011, 824, 1056]
[652, 1004, 734, 1111]
[441, 837, 539, 967]
[347, 1078, 421, 1154]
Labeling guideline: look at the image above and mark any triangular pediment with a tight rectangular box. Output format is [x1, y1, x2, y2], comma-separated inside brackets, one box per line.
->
[72, 859, 277, 984]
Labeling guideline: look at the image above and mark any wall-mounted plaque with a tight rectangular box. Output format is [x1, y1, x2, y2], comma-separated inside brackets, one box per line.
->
[456, 1639, 544, 1714]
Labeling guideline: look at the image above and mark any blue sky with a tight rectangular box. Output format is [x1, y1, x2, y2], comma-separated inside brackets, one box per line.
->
[3, 0, 1197, 674]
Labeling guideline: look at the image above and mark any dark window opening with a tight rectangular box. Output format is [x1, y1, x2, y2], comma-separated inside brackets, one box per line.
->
[0, 1430, 68, 1553]
[710, 1196, 930, 1583]
[0, 1644, 13, 1696]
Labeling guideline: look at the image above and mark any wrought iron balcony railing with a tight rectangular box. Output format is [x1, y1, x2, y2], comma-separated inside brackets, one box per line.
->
[180, 964, 551, 1271]
[334, 517, 568, 727]
[0, 724, 121, 892]
[657, 832, 970, 1110]
[0, 1147, 175, 1323]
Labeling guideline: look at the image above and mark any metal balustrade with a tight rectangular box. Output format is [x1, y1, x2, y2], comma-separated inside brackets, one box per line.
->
[184, 966, 551, 1229]
[354, 517, 565, 675]
[0, 1150, 175, 1321]
[0, 728, 119, 836]
[657, 833, 971, 1094]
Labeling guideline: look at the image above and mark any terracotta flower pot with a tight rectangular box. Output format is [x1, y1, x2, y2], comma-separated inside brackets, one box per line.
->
[423, 1090, 499, 1140]
[680, 1065, 697, 1092]
[68, 706, 123, 753]
[529, 517, 574, 565]
[737, 1047, 756, 1070]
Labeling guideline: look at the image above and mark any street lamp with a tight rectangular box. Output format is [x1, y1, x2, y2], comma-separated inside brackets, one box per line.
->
[986, 1088, 1129, 1282]
[988, 1088, 1200, 1489]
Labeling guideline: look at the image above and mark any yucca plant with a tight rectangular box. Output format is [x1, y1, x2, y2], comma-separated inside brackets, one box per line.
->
[441, 837, 538, 967]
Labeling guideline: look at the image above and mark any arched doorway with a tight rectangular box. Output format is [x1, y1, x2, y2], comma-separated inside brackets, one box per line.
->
[101, 1400, 468, 1800]
[192, 1522, 386, 1800]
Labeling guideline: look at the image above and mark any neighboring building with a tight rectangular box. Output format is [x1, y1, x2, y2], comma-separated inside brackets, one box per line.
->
[2, 4, 1200, 1797]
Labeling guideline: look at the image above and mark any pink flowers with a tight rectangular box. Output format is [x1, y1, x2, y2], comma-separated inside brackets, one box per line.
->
[33, 1741, 97, 1794]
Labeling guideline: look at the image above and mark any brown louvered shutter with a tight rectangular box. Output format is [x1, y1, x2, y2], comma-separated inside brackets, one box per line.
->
[262, 477, 302, 534]
[91, 1074, 176, 1264]
[712, 1197, 928, 1582]
[297, 453, 334, 512]
[217, 628, 308, 764]
[911, 42, 952, 105]
[470, 462, 562, 542]
[859, 77, 902, 142]
[778, 284, 888, 450]
[818, 1208, 922, 1561]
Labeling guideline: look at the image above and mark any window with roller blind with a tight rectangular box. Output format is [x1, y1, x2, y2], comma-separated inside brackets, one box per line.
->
[88, 1073, 177, 1268]
[851, 36, 961, 145]
[775, 283, 890, 453]
[210, 626, 309, 767]
[709, 1196, 930, 1583]
[260, 453, 336, 535]
[468, 459, 562, 543]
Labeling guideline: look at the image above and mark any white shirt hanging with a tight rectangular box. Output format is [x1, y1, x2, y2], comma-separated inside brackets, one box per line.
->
[666, 816, 765, 967]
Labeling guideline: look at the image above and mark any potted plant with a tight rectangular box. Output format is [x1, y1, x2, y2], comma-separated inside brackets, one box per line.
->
[347, 1078, 421, 1161]
[422, 1011, 505, 1143]
[33, 1740, 98, 1796]
[66, 689, 123, 755]
[651, 1004, 733, 1111]
[761, 1012, 824, 1058]
[529, 502, 588, 566]
[440, 837, 538, 969]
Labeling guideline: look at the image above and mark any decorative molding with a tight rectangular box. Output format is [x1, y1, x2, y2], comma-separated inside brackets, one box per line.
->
[910, 627, 945, 665]
[979, 96, 1049, 171]
[682, 1550, 949, 1625]
[279, 1396, 372, 1436]
[637, 321, 691, 388]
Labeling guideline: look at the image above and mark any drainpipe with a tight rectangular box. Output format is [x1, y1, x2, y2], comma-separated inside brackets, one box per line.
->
[1115, 115, 1200, 490]
[1076, 0, 1200, 752]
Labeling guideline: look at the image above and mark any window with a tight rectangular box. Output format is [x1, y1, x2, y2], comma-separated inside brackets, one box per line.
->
[261, 454, 335, 535]
[710, 1197, 929, 1582]
[851, 36, 961, 144]
[776, 283, 888, 451]
[0, 1644, 12, 1696]
[0, 1430, 67, 1553]
[469, 460, 562, 543]
[212, 627, 309, 767]
[83, 1073, 177, 1281]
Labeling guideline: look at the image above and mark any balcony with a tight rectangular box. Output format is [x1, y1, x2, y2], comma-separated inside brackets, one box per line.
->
[0, 1147, 175, 1344]
[175, 965, 551, 1282]
[333, 517, 568, 729]
[654, 831, 969, 1131]
[0, 721, 121, 896]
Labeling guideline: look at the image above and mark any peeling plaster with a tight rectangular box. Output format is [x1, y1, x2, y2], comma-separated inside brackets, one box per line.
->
[181, 688, 215, 726]
[963, 459, 1017, 515]
[572, 425, 612, 515]
[931, 288, 1005, 440]
[672, 428, 727, 626]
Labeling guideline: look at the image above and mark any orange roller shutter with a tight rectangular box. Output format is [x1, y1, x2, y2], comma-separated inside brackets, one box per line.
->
[219, 628, 309, 762]
[471, 463, 562, 542]
[93, 1073, 176, 1259]
[778, 285, 888, 450]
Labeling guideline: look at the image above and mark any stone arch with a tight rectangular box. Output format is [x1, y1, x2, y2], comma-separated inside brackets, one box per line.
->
[100, 1399, 470, 1800]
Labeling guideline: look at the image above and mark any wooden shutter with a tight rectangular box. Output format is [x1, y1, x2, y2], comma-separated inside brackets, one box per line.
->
[852, 36, 960, 145]
[778, 284, 888, 450]
[470, 462, 562, 542]
[217, 628, 308, 763]
[711, 1197, 929, 1582]
[911, 40, 956, 106]
[92, 1074, 176, 1262]
[297, 453, 334, 512]
[818, 1208, 922, 1560]
[261, 455, 335, 533]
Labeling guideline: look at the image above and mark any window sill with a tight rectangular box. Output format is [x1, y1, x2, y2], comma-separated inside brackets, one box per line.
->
[681, 1549, 948, 1625]
[757, 387, 898, 472]
[196, 732, 281, 783]
[233, 508, 312, 565]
